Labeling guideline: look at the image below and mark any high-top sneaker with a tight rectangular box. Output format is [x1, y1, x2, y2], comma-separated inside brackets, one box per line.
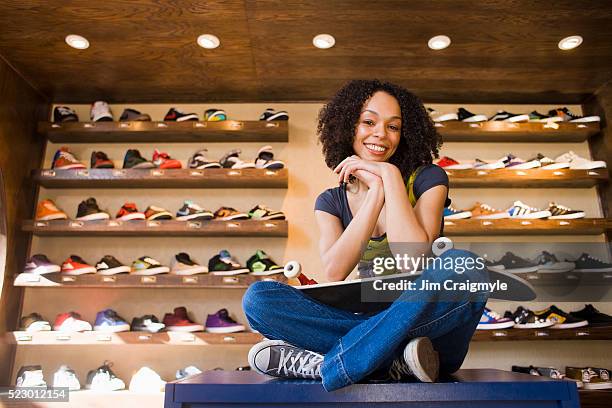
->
[52, 147, 87, 169]
[162, 307, 204, 332]
[36, 199, 68, 221]
[76, 197, 110, 221]
[123, 149, 155, 169]
[152, 149, 182, 169]
[116, 202, 146, 221]
[254, 145, 285, 169]
[188, 149, 222, 169]
[205, 309, 245, 333]
[219, 149, 255, 169]
[90, 151, 115, 168]
[90, 101, 113, 122]
[248, 340, 323, 379]
[387, 337, 440, 382]
[53, 106, 79, 122]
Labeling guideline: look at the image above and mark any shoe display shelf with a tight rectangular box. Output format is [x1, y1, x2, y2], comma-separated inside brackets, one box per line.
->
[436, 121, 599, 142]
[471, 326, 612, 342]
[38, 120, 288, 143]
[444, 218, 609, 235]
[579, 389, 612, 408]
[447, 168, 607, 188]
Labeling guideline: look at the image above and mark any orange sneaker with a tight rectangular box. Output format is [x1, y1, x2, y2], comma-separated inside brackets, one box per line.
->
[152, 149, 182, 169]
[469, 202, 508, 219]
[51, 147, 86, 170]
[116, 203, 146, 221]
[36, 199, 68, 221]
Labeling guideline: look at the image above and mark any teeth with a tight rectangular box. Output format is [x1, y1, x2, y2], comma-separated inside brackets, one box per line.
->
[365, 144, 386, 152]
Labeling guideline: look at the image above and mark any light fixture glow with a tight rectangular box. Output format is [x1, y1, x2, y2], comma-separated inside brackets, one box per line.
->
[65, 34, 89, 50]
[428, 35, 451, 50]
[197, 34, 220, 49]
[558, 35, 583, 50]
[313, 34, 335, 49]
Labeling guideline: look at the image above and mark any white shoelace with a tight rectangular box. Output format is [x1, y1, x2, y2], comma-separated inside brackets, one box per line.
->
[388, 358, 412, 381]
[277, 347, 323, 379]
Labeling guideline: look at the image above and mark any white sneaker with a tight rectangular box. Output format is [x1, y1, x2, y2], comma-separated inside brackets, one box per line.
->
[54, 312, 93, 332]
[428, 109, 458, 122]
[87, 362, 125, 391]
[254, 145, 285, 169]
[507, 201, 552, 219]
[53, 365, 81, 390]
[90, 101, 113, 122]
[248, 340, 323, 379]
[129, 367, 166, 393]
[544, 151, 606, 170]
[388, 337, 439, 382]
[176, 365, 203, 380]
[473, 157, 507, 169]
[16, 366, 47, 388]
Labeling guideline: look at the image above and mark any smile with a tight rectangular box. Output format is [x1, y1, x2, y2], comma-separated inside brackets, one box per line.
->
[364, 143, 387, 153]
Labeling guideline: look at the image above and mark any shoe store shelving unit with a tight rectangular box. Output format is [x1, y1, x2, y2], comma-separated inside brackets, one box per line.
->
[447, 168, 607, 188]
[443, 218, 608, 235]
[437, 121, 600, 142]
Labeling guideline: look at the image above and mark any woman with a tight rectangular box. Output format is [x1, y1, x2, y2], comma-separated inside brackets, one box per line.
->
[243, 80, 487, 391]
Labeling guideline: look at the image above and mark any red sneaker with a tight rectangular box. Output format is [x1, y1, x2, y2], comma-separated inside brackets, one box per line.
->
[435, 156, 472, 169]
[90, 151, 115, 169]
[162, 307, 204, 332]
[61, 255, 97, 275]
[152, 149, 182, 169]
[116, 202, 146, 221]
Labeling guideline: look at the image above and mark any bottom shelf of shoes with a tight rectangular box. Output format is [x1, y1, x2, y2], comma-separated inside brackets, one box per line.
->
[579, 389, 612, 408]
[5, 389, 165, 408]
[471, 327, 612, 341]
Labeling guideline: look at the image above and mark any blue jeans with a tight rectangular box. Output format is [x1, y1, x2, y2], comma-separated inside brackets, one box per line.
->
[242, 249, 488, 391]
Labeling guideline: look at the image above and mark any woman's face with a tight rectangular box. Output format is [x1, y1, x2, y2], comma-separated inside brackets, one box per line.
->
[352, 91, 402, 162]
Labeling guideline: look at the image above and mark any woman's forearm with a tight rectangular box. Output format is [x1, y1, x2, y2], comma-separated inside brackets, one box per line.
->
[322, 186, 385, 281]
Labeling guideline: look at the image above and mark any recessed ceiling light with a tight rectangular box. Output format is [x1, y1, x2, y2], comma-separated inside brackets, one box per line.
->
[313, 34, 335, 49]
[558, 35, 583, 50]
[197, 34, 220, 49]
[428, 35, 451, 50]
[65, 34, 89, 50]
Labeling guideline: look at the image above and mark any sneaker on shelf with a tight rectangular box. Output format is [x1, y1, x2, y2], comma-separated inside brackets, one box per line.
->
[90, 101, 113, 122]
[571, 253, 612, 273]
[247, 250, 283, 276]
[254, 145, 285, 169]
[20, 313, 51, 332]
[95, 255, 131, 275]
[53, 365, 81, 391]
[472, 157, 508, 170]
[214, 206, 249, 221]
[506, 200, 552, 219]
[90, 151, 115, 169]
[534, 305, 588, 329]
[486, 252, 538, 273]
[54, 311, 93, 332]
[505, 154, 541, 169]
[163, 307, 204, 332]
[544, 151, 606, 170]
[534, 251, 575, 273]
[248, 204, 285, 220]
[565, 367, 612, 390]
[36, 199, 68, 221]
[248, 339, 323, 379]
[510, 306, 554, 329]
[443, 206, 472, 220]
[457, 107, 488, 122]
[387, 337, 440, 383]
[15, 365, 46, 388]
[176, 200, 214, 221]
[259, 108, 289, 121]
[131, 315, 165, 333]
[476, 308, 515, 330]
[144, 205, 173, 220]
[52, 147, 87, 170]
[219, 148, 255, 169]
[570, 304, 612, 328]
[53, 106, 79, 123]
[188, 149, 222, 169]
[528, 111, 563, 123]
[86, 361, 125, 391]
[129, 367, 166, 393]
[116, 202, 146, 221]
[152, 149, 182, 169]
[164, 107, 199, 122]
[435, 156, 472, 170]
[206, 309, 246, 333]
[94, 309, 130, 332]
[546, 202, 585, 219]
[24, 254, 61, 274]
[489, 111, 529, 122]
[204, 109, 227, 121]
[61, 255, 97, 275]
[548, 108, 600, 123]
[511, 366, 581, 387]
[468, 202, 508, 219]
[208, 250, 250, 275]
[123, 149, 156, 169]
[119, 108, 151, 122]
[176, 366, 202, 380]
[528, 153, 556, 167]
[131, 256, 170, 275]
[427, 109, 458, 122]
[171, 252, 208, 275]
[76, 197, 110, 221]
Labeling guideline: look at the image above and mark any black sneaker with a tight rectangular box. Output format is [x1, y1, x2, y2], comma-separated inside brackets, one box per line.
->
[119, 108, 151, 122]
[571, 253, 612, 272]
[457, 108, 487, 123]
[486, 252, 538, 273]
[511, 306, 554, 329]
[95, 255, 131, 275]
[123, 149, 155, 169]
[248, 339, 323, 379]
[548, 107, 601, 123]
[53, 106, 79, 123]
[546, 202, 585, 219]
[528, 111, 562, 123]
[76, 198, 110, 221]
[387, 337, 439, 382]
[570, 304, 612, 328]
[534, 251, 575, 273]
[164, 108, 199, 122]
[512, 365, 569, 381]
[131, 315, 165, 333]
[176, 200, 214, 221]
[208, 250, 249, 275]
[254, 145, 285, 169]
[259, 108, 289, 121]
[188, 149, 221, 169]
[246, 250, 283, 275]
[534, 305, 588, 329]
[488, 111, 529, 122]
[219, 149, 255, 169]
[90, 151, 115, 169]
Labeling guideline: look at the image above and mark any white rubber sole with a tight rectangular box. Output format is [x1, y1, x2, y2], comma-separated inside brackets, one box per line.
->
[569, 116, 600, 123]
[176, 213, 213, 221]
[477, 321, 515, 330]
[171, 267, 209, 275]
[504, 114, 530, 122]
[462, 115, 488, 122]
[36, 214, 68, 221]
[433, 113, 459, 122]
[75, 213, 110, 221]
[216, 214, 249, 221]
[474, 213, 509, 219]
[25, 265, 61, 274]
[583, 381, 612, 390]
[191, 163, 222, 169]
[97, 266, 131, 275]
[117, 213, 146, 221]
[548, 212, 585, 219]
[131, 267, 170, 275]
[444, 211, 472, 220]
[265, 112, 289, 121]
[514, 321, 555, 329]
[61, 267, 97, 275]
[210, 269, 250, 276]
[147, 213, 173, 220]
[165, 325, 204, 332]
[473, 163, 506, 170]
[403, 337, 439, 382]
[94, 324, 130, 333]
[250, 269, 284, 276]
[25, 323, 52, 332]
[573, 267, 612, 273]
[504, 266, 539, 273]
[550, 320, 588, 329]
[176, 114, 199, 122]
[508, 161, 541, 169]
[569, 162, 607, 170]
[508, 211, 552, 219]
[205, 325, 246, 334]
[54, 164, 86, 170]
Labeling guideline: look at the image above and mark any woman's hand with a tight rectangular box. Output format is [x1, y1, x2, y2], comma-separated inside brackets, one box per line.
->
[334, 155, 391, 184]
[352, 169, 383, 190]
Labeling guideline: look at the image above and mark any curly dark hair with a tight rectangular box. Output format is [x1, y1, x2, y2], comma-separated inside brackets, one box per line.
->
[317, 80, 442, 181]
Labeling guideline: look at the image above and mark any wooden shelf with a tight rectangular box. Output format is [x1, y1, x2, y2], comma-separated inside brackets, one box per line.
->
[436, 121, 600, 142]
[22, 219, 287, 237]
[32, 168, 288, 188]
[13, 272, 287, 288]
[444, 218, 608, 235]
[39, 120, 288, 143]
[471, 326, 612, 342]
[579, 389, 612, 408]
[447, 168, 608, 188]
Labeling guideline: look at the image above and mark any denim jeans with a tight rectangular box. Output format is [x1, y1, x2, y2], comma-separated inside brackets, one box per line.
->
[242, 249, 488, 391]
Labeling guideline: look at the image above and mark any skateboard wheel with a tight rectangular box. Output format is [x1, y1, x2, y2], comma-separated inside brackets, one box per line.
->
[283, 261, 301, 278]
[432, 237, 453, 256]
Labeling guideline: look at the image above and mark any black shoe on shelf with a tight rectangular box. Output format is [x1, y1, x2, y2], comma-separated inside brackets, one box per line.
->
[123, 149, 155, 169]
[569, 304, 612, 328]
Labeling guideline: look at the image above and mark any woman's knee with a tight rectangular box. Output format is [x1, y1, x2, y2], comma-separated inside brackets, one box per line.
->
[242, 280, 282, 317]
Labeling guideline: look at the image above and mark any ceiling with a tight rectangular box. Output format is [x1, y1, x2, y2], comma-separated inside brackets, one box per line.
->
[0, 1, 611, 104]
